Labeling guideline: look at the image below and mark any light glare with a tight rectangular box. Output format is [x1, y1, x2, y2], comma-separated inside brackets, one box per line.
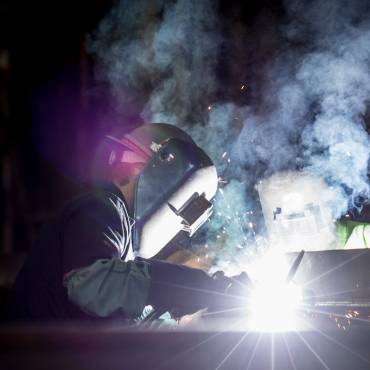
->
[248, 282, 303, 332]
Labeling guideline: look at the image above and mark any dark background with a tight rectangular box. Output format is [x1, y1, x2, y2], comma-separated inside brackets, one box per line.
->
[0, 0, 114, 256]
[0, 0, 286, 257]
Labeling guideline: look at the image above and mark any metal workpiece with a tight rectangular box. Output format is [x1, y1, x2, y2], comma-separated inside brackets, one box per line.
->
[1, 319, 370, 370]
[3, 249, 370, 370]
[284, 249, 370, 303]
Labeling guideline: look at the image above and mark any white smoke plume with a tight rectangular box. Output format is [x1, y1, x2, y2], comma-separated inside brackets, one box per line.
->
[89, 0, 220, 124]
[89, 0, 370, 266]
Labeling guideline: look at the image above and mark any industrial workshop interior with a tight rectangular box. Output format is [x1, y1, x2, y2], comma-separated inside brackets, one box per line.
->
[2, 0, 370, 369]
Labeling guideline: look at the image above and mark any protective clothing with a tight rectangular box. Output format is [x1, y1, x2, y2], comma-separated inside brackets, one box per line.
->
[10, 184, 151, 320]
[64, 256, 250, 319]
[147, 259, 249, 317]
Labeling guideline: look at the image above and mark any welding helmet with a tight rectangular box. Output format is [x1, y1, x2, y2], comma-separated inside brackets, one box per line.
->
[256, 171, 337, 252]
[104, 123, 218, 258]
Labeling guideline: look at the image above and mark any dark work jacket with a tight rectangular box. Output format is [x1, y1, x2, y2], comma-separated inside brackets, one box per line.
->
[9, 184, 128, 321]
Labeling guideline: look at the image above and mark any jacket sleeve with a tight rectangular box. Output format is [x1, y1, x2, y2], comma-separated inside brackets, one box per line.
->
[61, 190, 146, 318]
[63, 258, 151, 318]
[62, 193, 129, 274]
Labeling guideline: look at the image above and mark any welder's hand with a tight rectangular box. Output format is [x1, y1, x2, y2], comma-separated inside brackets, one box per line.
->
[145, 258, 237, 317]
[208, 271, 251, 313]
[144, 258, 251, 318]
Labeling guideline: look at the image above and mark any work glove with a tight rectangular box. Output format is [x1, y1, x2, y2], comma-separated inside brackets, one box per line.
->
[210, 270, 251, 312]
[145, 258, 250, 318]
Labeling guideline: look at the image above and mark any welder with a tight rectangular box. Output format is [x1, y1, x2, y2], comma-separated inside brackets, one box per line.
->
[257, 171, 370, 251]
[9, 123, 247, 321]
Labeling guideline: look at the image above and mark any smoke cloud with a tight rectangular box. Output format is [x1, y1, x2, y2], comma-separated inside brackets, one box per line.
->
[89, 0, 370, 270]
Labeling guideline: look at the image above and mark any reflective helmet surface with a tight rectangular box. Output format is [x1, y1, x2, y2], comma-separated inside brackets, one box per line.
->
[106, 123, 218, 258]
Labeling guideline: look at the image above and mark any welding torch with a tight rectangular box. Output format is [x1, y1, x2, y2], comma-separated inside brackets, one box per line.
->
[286, 250, 305, 284]
[140, 268, 251, 325]
[286, 250, 316, 306]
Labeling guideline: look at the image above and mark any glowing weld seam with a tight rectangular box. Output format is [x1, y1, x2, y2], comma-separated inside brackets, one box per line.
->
[104, 197, 135, 258]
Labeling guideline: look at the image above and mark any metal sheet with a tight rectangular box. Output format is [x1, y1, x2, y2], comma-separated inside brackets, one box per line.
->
[285, 249, 370, 302]
[1, 323, 370, 370]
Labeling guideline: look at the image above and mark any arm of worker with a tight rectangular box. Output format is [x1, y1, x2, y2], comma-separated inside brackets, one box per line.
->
[64, 258, 151, 318]
[61, 190, 246, 319]
[63, 257, 233, 319]
[62, 191, 151, 318]
[146, 258, 234, 315]
[61, 191, 217, 319]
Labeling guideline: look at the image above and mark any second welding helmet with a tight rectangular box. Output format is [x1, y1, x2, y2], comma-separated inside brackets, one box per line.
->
[256, 171, 338, 252]
[105, 123, 218, 258]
